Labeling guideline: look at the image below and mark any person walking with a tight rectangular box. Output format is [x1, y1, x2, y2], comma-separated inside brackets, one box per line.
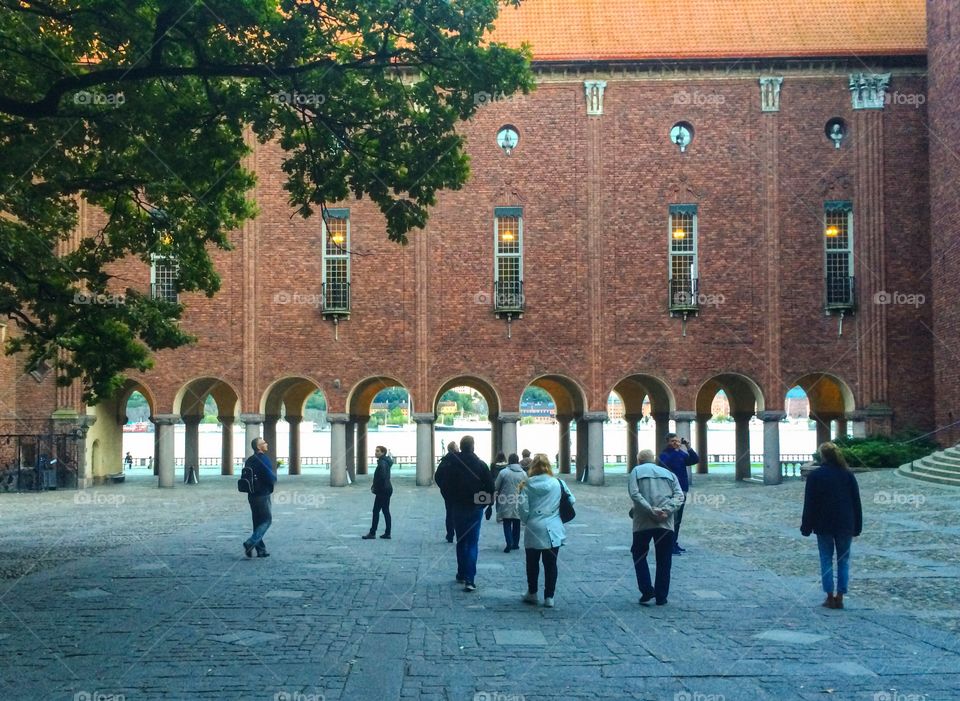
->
[490, 452, 508, 483]
[628, 449, 684, 606]
[124, 451, 133, 470]
[243, 437, 277, 558]
[363, 445, 393, 540]
[434, 441, 459, 543]
[801, 441, 863, 609]
[659, 432, 699, 555]
[447, 435, 494, 592]
[494, 453, 526, 552]
[518, 453, 575, 608]
[519, 449, 533, 473]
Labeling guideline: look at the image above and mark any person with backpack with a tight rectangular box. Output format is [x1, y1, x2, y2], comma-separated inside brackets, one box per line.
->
[518, 453, 575, 608]
[362, 445, 394, 540]
[446, 435, 494, 592]
[434, 441, 460, 543]
[242, 437, 277, 558]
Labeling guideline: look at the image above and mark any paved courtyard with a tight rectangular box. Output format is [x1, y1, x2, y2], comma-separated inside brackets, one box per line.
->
[1, 468, 958, 701]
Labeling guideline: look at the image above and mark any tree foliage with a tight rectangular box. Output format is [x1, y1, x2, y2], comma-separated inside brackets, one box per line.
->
[0, 0, 533, 402]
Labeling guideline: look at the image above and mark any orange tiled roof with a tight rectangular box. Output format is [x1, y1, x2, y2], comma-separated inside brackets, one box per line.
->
[489, 0, 926, 62]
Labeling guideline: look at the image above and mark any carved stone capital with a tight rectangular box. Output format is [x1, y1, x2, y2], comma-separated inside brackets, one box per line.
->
[849, 72, 891, 110]
[757, 411, 787, 422]
[759, 76, 783, 112]
[412, 413, 435, 425]
[584, 80, 607, 116]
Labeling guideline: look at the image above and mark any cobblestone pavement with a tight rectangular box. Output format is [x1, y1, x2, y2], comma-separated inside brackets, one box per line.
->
[0, 468, 958, 701]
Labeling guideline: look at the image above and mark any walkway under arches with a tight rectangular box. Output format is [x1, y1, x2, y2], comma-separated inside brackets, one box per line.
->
[259, 376, 324, 480]
[84, 379, 158, 485]
[346, 375, 410, 484]
[527, 374, 587, 475]
[167, 377, 241, 487]
[790, 372, 856, 448]
[613, 373, 675, 476]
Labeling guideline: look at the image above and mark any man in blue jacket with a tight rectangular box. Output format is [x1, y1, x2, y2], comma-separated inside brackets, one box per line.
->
[243, 437, 277, 558]
[659, 433, 699, 555]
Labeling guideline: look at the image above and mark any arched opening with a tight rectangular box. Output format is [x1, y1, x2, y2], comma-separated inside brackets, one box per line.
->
[261, 377, 325, 478]
[789, 373, 856, 457]
[87, 380, 157, 483]
[173, 377, 241, 481]
[521, 374, 587, 475]
[696, 373, 764, 480]
[433, 376, 500, 464]
[348, 376, 411, 478]
[612, 374, 675, 475]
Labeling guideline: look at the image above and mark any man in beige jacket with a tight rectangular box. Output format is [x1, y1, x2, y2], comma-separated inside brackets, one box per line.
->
[628, 449, 685, 605]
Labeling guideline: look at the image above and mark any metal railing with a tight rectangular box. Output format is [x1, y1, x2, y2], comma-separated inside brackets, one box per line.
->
[494, 280, 524, 313]
[669, 278, 699, 312]
[322, 281, 350, 314]
[825, 275, 855, 310]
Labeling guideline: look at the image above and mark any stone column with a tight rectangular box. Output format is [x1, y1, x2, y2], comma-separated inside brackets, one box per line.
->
[491, 417, 502, 462]
[695, 413, 710, 474]
[240, 413, 264, 458]
[153, 414, 179, 488]
[263, 414, 280, 466]
[652, 412, 670, 454]
[585, 412, 607, 486]
[759, 411, 785, 485]
[413, 413, 435, 486]
[732, 412, 753, 481]
[625, 413, 642, 471]
[219, 416, 235, 476]
[355, 418, 368, 475]
[836, 417, 848, 440]
[345, 419, 356, 482]
[153, 429, 160, 476]
[183, 414, 201, 483]
[575, 417, 588, 480]
[498, 412, 520, 459]
[328, 413, 349, 487]
[557, 415, 573, 474]
[286, 415, 301, 475]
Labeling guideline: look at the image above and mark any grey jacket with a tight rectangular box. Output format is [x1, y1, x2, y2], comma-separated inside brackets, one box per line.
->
[628, 462, 685, 532]
[494, 463, 526, 521]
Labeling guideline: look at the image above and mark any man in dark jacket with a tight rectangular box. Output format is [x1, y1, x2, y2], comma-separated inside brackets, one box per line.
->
[434, 441, 459, 543]
[446, 435, 495, 592]
[659, 433, 699, 555]
[243, 437, 277, 558]
[363, 446, 394, 539]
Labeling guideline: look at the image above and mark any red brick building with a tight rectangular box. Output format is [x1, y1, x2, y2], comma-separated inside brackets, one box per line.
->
[2, 0, 942, 487]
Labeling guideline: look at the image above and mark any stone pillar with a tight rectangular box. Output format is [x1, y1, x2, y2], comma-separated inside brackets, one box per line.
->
[652, 412, 670, 454]
[836, 418, 848, 440]
[328, 413, 349, 487]
[263, 414, 280, 466]
[413, 413, 435, 486]
[153, 429, 160, 476]
[219, 416, 235, 476]
[557, 415, 573, 474]
[498, 412, 520, 459]
[585, 412, 607, 486]
[575, 417, 588, 481]
[733, 412, 753, 481]
[286, 415, 301, 475]
[183, 414, 201, 483]
[491, 417, 501, 462]
[345, 419, 356, 482]
[153, 414, 179, 488]
[355, 418, 368, 475]
[625, 414, 642, 470]
[695, 413, 710, 474]
[240, 413, 264, 458]
[759, 411, 785, 485]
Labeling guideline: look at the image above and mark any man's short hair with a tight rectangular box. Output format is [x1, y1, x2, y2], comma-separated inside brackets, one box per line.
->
[251, 437, 262, 451]
[638, 449, 656, 464]
[665, 432, 678, 442]
[460, 435, 475, 452]
[447, 441, 458, 453]
[507, 453, 520, 464]
[521, 449, 531, 457]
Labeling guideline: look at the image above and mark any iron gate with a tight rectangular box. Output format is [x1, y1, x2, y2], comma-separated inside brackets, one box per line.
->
[0, 433, 80, 492]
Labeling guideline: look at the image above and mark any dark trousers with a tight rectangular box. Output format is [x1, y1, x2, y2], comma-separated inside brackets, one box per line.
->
[502, 519, 521, 548]
[245, 494, 272, 554]
[444, 497, 455, 541]
[525, 547, 560, 598]
[632, 528, 674, 603]
[370, 492, 392, 534]
[673, 500, 686, 546]
[453, 505, 485, 584]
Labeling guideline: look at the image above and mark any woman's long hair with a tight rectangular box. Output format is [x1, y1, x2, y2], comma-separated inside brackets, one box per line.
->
[818, 441, 849, 469]
[528, 453, 554, 477]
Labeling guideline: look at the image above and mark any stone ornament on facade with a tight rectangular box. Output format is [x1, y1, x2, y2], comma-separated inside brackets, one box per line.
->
[759, 76, 783, 112]
[849, 72, 891, 110]
[826, 118, 847, 149]
[584, 80, 607, 116]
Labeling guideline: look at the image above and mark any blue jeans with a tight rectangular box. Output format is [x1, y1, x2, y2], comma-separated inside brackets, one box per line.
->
[245, 494, 272, 553]
[631, 528, 674, 603]
[817, 533, 852, 594]
[453, 505, 485, 584]
[502, 519, 521, 548]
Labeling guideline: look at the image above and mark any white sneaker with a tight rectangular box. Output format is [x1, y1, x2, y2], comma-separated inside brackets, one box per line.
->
[543, 597, 555, 608]
[522, 592, 539, 605]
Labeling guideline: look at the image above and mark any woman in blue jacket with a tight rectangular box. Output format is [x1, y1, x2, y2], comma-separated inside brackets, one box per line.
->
[801, 442, 863, 609]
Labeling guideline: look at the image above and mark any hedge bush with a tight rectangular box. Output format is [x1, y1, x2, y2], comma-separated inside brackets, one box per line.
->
[830, 433, 939, 469]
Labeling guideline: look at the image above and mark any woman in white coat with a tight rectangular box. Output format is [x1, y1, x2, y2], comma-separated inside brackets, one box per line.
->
[518, 453, 575, 608]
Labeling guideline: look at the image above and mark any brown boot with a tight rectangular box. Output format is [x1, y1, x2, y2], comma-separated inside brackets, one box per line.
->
[822, 594, 835, 608]
[833, 593, 844, 609]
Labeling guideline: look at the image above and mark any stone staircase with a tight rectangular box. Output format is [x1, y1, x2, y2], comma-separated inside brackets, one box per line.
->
[898, 445, 960, 486]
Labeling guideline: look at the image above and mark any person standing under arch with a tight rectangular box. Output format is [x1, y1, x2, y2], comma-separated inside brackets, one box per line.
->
[363, 445, 393, 540]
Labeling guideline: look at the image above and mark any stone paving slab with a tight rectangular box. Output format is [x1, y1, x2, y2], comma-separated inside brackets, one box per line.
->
[0, 469, 959, 700]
